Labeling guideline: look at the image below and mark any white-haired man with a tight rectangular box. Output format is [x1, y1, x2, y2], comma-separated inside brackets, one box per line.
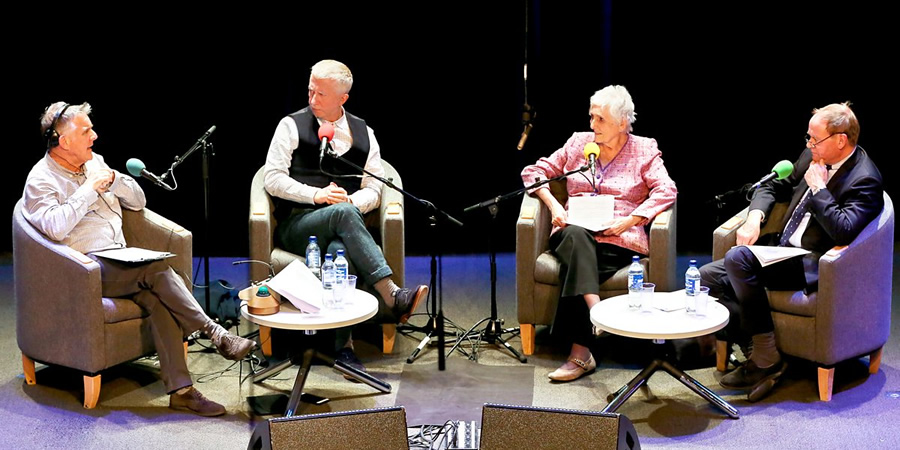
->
[23, 101, 257, 416]
[264, 60, 427, 373]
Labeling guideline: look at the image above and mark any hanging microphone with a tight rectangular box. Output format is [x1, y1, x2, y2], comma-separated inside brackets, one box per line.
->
[318, 122, 335, 162]
[517, 123, 532, 151]
[126, 158, 174, 191]
[751, 160, 793, 190]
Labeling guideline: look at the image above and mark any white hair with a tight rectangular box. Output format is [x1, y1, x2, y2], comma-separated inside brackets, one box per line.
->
[40, 101, 92, 135]
[310, 60, 353, 94]
[589, 85, 636, 132]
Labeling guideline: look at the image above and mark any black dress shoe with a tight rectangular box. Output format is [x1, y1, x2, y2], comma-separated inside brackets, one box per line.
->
[720, 359, 787, 391]
[392, 285, 428, 323]
[335, 348, 366, 382]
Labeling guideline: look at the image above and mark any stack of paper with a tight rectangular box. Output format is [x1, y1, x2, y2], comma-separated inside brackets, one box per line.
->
[265, 259, 324, 313]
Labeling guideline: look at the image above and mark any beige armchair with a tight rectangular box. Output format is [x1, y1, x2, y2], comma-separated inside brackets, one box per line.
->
[14, 199, 192, 409]
[516, 180, 677, 355]
[712, 192, 894, 401]
[249, 161, 405, 354]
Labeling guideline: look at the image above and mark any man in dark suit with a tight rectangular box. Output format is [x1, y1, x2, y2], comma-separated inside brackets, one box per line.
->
[700, 102, 883, 398]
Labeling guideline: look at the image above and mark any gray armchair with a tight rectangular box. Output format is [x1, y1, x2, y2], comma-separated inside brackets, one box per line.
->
[712, 192, 894, 401]
[515, 180, 677, 355]
[14, 199, 192, 409]
[248, 161, 405, 354]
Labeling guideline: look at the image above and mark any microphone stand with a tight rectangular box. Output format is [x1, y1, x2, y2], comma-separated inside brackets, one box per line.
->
[325, 148, 464, 371]
[448, 164, 591, 362]
[161, 129, 217, 319]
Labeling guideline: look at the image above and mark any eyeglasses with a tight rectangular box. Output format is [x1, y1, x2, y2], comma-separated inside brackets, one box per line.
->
[805, 132, 844, 148]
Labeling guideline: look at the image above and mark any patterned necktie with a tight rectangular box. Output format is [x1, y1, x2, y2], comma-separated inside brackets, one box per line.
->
[779, 189, 813, 247]
[778, 164, 833, 247]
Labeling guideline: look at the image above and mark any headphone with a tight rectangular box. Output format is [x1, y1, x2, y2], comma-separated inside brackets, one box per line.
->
[43, 103, 71, 150]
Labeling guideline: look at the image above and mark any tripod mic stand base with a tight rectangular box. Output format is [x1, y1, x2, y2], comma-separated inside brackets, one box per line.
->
[451, 318, 528, 363]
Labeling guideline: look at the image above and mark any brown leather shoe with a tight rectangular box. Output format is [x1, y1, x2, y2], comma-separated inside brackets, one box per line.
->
[392, 285, 428, 323]
[169, 386, 226, 417]
[215, 333, 256, 361]
[547, 354, 596, 382]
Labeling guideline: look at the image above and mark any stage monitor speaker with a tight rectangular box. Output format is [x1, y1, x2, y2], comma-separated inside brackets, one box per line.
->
[480, 403, 640, 450]
[247, 406, 409, 450]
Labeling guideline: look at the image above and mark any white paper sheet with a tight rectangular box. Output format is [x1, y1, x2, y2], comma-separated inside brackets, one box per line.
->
[565, 195, 614, 232]
[743, 245, 811, 267]
[265, 259, 324, 313]
[91, 247, 175, 263]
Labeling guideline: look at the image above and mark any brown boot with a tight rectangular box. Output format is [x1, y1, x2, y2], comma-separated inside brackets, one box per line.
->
[169, 386, 226, 417]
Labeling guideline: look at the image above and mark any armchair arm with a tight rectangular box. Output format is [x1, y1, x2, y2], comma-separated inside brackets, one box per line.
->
[14, 207, 106, 372]
[813, 202, 893, 363]
[249, 166, 275, 283]
[516, 193, 550, 321]
[122, 208, 193, 289]
[712, 208, 749, 261]
[647, 203, 677, 291]
[380, 161, 405, 286]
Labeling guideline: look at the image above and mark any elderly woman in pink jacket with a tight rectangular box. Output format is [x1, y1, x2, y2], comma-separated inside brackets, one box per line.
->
[521, 85, 677, 382]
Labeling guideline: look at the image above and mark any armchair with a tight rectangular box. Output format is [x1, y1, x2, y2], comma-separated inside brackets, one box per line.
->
[14, 199, 192, 409]
[249, 161, 405, 354]
[712, 192, 894, 401]
[516, 179, 677, 355]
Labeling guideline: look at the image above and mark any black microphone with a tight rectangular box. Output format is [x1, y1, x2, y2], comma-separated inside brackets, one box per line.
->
[751, 160, 794, 190]
[126, 158, 174, 191]
[318, 122, 335, 163]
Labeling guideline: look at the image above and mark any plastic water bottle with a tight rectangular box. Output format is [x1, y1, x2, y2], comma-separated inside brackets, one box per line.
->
[321, 253, 335, 308]
[306, 236, 321, 279]
[685, 259, 701, 313]
[627, 256, 644, 309]
[334, 249, 349, 285]
[333, 249, 349, 307]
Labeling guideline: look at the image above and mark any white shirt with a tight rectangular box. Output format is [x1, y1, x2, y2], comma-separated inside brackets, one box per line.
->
[263, 108, 384, 214]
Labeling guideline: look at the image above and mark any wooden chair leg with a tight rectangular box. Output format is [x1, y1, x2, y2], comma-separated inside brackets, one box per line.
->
[716, 340, 729, 372]
[183, 341, 189, 362]
[83, 374, 101, 409]
[817, 366, 834, 401]
[259, 325, 272, 357]
[520, 324, 535, 356]
[22, 354, 36, 385]
[382, 324, 396, 355]
[869, 347, 883, 374]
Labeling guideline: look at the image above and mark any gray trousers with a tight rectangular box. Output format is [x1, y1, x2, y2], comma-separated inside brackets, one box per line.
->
[89, 255, 209, 393]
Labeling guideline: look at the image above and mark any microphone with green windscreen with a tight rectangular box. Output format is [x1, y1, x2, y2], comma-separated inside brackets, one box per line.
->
[751, 160, 793, 190]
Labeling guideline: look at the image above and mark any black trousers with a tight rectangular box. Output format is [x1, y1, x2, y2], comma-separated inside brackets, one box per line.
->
[550, 226, 639, 347]
[700, 246, 807, 343]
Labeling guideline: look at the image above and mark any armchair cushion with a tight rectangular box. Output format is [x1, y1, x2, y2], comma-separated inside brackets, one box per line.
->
[101, 297, 150, 324]
[767, 290, 817, 318]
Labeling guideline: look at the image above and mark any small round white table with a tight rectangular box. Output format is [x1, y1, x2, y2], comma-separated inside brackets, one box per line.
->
[241, 290, 390, 417]
[590, 291, 740, 419]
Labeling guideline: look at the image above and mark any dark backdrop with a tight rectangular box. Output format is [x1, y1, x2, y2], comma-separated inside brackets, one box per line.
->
[5, 3, 894, 257]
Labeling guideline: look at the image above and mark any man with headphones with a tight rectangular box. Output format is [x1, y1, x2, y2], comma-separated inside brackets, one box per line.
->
[21, 101, 257, 416]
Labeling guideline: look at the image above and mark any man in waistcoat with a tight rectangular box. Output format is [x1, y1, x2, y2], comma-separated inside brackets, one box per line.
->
[264, 60, 427, 373]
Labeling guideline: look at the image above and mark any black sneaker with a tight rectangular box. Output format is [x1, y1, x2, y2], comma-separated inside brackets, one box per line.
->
[335, 348, 366, 382]
[392, 285, 428, 323]
[720, 359, 787, 391]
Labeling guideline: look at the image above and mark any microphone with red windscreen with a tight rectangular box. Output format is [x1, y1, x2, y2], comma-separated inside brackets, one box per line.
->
[318, 122, 335, 162]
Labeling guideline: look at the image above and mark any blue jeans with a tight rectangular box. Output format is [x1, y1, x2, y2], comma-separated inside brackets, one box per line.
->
[276, 202, 393, 287]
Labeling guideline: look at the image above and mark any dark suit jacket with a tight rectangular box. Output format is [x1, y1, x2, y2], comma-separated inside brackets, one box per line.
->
[751, 146, 883, 290]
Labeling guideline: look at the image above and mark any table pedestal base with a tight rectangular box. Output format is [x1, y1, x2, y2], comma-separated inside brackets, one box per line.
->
[250, 348, 392, 417]
[602, 358, 740, 419]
